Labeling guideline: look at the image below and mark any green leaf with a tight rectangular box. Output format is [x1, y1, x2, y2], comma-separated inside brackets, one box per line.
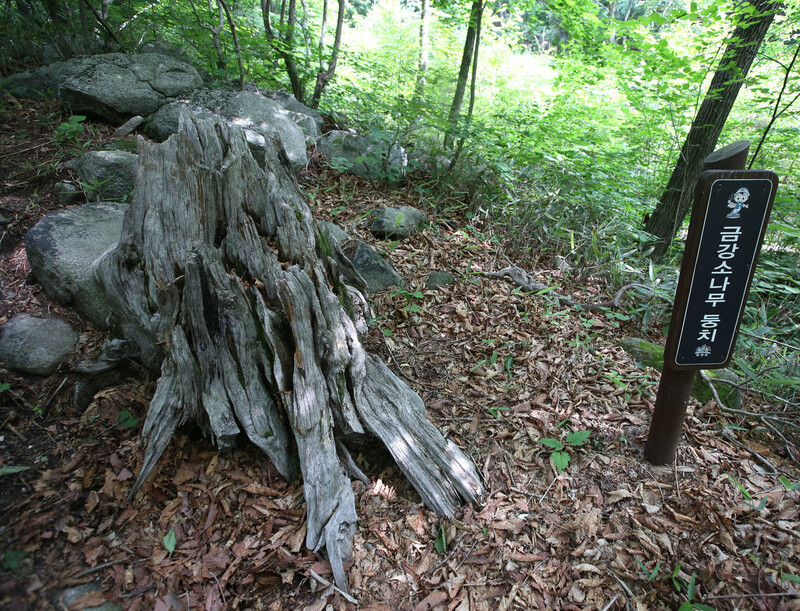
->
[434, 524, 446, 555]
[2, 550, 26, 570]
[163, 527, 177, 555]
[551, 451, 570, 473]
[780, 572, 800, 584]
[566, 430, 590, 447]
[778, 476, 800, 491]
[540, 438, 563, 451]
[118, 409, 140, 428]
[0, 465, 31, 476]
[693, 605, 715, 611]
[0, 382, 10, 393]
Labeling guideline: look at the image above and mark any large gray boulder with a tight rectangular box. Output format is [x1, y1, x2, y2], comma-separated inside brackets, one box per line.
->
[25, 202, 127, 328]
[67, 150, 138, 202]
[146, 89, 308, 172]
[261, 89, 323, 141]
[370, 206, 427, 240]
[317, 130, 407, 182]
[0, 61, 69, 99]
[0, 314, 79, 376]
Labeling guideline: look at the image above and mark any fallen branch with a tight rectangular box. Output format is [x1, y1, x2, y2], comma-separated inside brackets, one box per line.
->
[481, 265, 659, 312]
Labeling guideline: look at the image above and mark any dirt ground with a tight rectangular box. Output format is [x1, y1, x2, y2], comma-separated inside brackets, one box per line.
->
[1, 98, 799, 610]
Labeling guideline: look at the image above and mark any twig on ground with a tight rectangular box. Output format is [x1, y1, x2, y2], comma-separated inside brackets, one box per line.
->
[482, 264, 663, 312]
[71, 557, 151, 579]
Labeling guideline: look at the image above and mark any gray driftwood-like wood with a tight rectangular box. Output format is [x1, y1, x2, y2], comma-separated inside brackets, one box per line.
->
[94, 110, 484, 593]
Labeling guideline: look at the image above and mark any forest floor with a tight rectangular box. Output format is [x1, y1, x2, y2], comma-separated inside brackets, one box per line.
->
[1, 99, 800, 611]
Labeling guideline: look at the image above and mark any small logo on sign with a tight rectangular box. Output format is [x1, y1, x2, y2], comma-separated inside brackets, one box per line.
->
[726, 187, 750, 219]
[694, 344, 712, 358]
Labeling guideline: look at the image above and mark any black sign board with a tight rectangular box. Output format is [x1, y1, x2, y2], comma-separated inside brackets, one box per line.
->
[666, 170, 778, 370]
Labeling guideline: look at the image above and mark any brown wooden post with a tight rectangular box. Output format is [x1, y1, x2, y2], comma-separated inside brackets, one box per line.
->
[644, 141, 753, 465]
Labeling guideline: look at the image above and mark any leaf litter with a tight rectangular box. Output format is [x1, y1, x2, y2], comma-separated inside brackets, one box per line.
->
[0, 105, 799, 610]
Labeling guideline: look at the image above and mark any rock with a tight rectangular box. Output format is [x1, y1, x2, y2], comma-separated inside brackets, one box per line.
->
[261, 89, 323, 141]
[51, 581, 121, 611]
[694, 369, 743, 410]
[0, 314, 78, 376]
[25, 202, 127, 328]
[349, 241, 403, 293]
[58, 53, 202, 121]
[53, 181, 84, 205]
[317, 220, 350, 245]
[316, 130, 407, 182]
[1, 61, 69, 99]
[146, 89, 308, 172]
[620, 337, 664, 370]
[370, 206, 427, 240]
[112, 115, 145, 138]
[427, 271, 456, 289]
[620, 337, 742, 407]
[68, 150, 138, 202]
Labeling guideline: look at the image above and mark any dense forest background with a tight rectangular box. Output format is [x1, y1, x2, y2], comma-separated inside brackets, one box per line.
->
[1, 0, 798, 402]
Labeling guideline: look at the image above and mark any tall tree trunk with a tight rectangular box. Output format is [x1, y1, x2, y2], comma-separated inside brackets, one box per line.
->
[309, 0, 345, 108]
[448, 3, 482, 172]
[444, 0, 483, 151]
[219, 0, 246, 90]
[414, 0, 430, 100]
[262, 0, 307, 103]
[95, 110, 484, 594]
[644, 0, 779, 259]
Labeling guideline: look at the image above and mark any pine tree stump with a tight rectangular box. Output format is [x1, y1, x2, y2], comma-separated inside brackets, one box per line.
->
[94, 109, 484, 592]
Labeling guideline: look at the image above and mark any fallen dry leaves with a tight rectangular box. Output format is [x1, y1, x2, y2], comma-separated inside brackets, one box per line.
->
[1, 110, 799, 610]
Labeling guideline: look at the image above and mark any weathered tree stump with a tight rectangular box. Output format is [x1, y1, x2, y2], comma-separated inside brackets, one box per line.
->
[94, 110, 484, 592]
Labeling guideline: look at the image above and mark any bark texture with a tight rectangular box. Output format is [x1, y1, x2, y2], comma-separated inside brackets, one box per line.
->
[95, 110, 484, 592]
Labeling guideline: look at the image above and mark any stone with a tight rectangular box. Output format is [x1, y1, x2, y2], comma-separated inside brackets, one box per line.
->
[0, 314, 78, 376]
[0, 61, 69, 99]
[349, 241, 403, 293]
[53, 181, 84, 205]
[58, 53, 203, 121]
[261, 89, 323, 141]
[316, 130, 407, 182]
[68, 150, 138, 202]
[317, 220, 350, 245]
[112, 115, 145, 138]
[146, 89, 308, 172]
[370, 206, 427, 240]
[25, 202, 127, 328]
[620, 337, 742, 407]
[427, 271, 456, 289]
[51, 582, 121, 611]
[620, 337, 664, 370]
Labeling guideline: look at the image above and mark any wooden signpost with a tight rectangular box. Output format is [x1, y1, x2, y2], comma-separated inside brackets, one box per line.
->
[644, 141, 779, 464]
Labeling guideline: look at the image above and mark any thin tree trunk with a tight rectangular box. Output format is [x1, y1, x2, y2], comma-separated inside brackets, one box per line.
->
[645, 0, 780, 259]
[444, 0, 483, 150]
[219, 0, 246, 90]
[414, 0, 430, 100]
[95, 110, 484, 594]
[262, 0, 307, 103]
[310, 0, 345, 108]
[448, 4, 482, 172]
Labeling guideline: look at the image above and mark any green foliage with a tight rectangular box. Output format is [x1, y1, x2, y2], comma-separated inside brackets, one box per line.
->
[118, 409, 140, 428]
[539, 428, 591, 473]
[163, 527, 177, 555]
[2, 550, 26, 571]
[53, 114, 86, 143]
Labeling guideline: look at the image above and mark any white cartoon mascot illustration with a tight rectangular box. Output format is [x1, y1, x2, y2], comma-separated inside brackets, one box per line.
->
[726, 187, 750, 219]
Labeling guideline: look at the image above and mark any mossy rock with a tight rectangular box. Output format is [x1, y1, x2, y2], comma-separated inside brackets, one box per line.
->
[693, 369, 742, 410]
[620, 337, 742, 408]
[620, 337, 664, 370]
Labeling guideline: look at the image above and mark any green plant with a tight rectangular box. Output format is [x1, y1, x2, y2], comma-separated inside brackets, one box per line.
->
[728, 474, 769, 512]
[539, 429, 591, 473]
[54, 115, 86, 143]
[118, 409, 140, 428]
[671, 566, 714, 611]
[2, 550, 26, 570]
